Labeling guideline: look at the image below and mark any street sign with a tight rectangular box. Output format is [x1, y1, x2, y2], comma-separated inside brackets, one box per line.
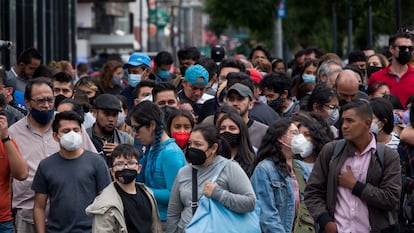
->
[277, 0, 286, 19]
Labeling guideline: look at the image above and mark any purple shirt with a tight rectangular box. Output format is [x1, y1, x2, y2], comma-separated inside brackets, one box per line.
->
[334, 134, 376, 233]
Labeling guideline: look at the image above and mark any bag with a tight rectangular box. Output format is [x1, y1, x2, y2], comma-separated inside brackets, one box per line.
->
[293, 161, 315, 233]
[185, 160, 261, 233]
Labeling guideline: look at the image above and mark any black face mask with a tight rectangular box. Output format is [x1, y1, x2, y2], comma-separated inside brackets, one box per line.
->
[396, 50, 412, 65]
[358, 84, 367, 92]
[220, 131, 240, 148]
[185, 147, 207, 165]
[115, 169, 137, 184]
[267, 97, 284, 112]
[89, 96, 96, 107]
[367, 66, 382, 78]
[54, 94, 68, 109]
[160, 106, 176, 123]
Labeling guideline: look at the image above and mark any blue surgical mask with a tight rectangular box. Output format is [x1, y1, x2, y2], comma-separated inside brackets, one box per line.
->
[30, 108, 55, 125]
[112, 76, 122, 86]
[302, 74, 316, 83]
[128, 74, 142, 88]
[158, 70, 170, 79]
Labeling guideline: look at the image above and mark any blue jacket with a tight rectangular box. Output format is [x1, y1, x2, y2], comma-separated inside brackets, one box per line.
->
[251, 159, 295, 233]
[142, 138, 186, 221]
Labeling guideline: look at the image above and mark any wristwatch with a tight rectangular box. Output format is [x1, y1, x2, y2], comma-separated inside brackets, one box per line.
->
[2, 135, 11, 143]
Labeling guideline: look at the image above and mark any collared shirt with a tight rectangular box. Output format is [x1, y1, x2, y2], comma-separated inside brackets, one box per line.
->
[9, 116, 98, 223]
[335, 134, 376, 233]
[369, 64, 414, 106]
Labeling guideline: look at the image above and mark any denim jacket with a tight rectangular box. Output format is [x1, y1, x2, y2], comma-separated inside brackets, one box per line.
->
[251, 159, 295, 233]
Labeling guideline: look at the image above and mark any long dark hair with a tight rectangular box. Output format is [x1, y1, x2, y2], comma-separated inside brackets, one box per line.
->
[254, 119, 292, 176]
[217, 112, 255, 176]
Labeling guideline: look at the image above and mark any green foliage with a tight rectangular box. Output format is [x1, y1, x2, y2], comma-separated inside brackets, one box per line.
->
[204, 0, 414, 57]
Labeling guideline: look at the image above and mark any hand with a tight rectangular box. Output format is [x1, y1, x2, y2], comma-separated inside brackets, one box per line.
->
[203, 181, 217, 197]
[324, 221, 337, 233]
[103, 143, 118, 157]
[0, 115, 8, 139]
[338, 165, 357, 189]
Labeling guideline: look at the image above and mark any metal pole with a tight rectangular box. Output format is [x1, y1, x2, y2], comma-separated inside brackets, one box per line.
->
[274, 18, 283, 58]
[367, 0, 372, 48]
[332, 0, 337, 54]
[347, 0, 353, 54]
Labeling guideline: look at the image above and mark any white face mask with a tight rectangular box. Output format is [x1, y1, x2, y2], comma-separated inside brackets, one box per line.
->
[60, 130, 83, 151]
[327, 108, 339, 125]
[370, 122, 381, 134]
[291, 134, 314, 158]
[116, 113, 126, 127]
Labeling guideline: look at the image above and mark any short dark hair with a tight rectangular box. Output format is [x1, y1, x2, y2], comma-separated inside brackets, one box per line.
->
[17, 47, 42, 65]
[33, 64, 56, 79]
[260, 72, 292, 97]
[111, 144, 140, 165]
[218, 57, 246, 74]
[304, 46, 324, 59]
[52, 110, 83, 133]
[248, 45, 272, 61]
[166, 109, 195, 135]
[133, 79, 156, 99]
[116, 95, 128, 112]
[53, 72, 74, 88]
[177, 46, 201, 61]
[152, 82, 177, 102]
[154, 51, 173, 66]
[341, 99, 373, 120]
[389, 32, 413, 46]
[383, 94, 403, 109]
[307, 83, 338, 111]
[370, 97, 395, 134]
[24, 77, 53, 100]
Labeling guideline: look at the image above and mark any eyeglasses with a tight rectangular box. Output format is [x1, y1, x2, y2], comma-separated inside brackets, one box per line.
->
[132, 124, 146, 133]
[393, 45, 414, 52]
[30, 96, 55, 105]
[112, 161, 138, 169]
[323, 104, 339, 110]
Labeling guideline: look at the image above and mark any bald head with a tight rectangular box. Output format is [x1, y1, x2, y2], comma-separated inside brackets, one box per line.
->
[335, 70, 360, 104]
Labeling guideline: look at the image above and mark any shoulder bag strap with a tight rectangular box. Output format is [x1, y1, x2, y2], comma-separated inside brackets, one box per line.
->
[191, 167, 198, 215]
[211, 159, 231, 183]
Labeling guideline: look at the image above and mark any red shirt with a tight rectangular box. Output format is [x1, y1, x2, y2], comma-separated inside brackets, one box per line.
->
[369, 64, 414, 107]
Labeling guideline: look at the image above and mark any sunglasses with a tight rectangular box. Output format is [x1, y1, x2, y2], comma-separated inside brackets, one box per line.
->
[393, 45, 414, 52]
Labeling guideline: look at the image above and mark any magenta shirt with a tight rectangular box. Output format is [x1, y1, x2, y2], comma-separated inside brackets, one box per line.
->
[334, 134, 376, 233]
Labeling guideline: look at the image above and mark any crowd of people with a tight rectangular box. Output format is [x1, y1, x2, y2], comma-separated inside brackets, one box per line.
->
[1, 28, 414, 233]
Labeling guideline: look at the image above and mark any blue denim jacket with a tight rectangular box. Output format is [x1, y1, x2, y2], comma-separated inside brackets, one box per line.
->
[251, 159, 295, 233]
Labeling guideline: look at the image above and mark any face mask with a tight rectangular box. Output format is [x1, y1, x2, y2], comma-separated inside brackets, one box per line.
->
[160, 106, 176, 122]
[89, 96, 96, 106]
[30, 108, 54, 125]
[220, 131, 241, 148]
[185, 147, 207, 165]
[370, 122, 381, 134]
[359, 84, 367, 92]
[302, 74, 316, 83]
[171, 132, 191, 149]
[115, 169, 137, 184]
[60, 130, 83, 151]
[128, 74, 142, 88]
[396, 50, 412, 65]
[158, 70, 170, 79]
[112, 76, 122, 86]
[291, 134, 314, 158]
[116, 113, 126, 127]
[327, 108, 340, 125]
[367, 66, 382, 77]
[268, 97, 284, 112]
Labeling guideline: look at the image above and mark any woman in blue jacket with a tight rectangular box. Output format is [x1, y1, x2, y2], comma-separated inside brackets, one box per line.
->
[251, 119, 300, 233]
[129, 101, 186, 228]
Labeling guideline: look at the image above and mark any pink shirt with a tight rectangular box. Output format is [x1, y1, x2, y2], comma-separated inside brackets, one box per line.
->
[9, 116, 98, 223]
[334, 135, 376, 233]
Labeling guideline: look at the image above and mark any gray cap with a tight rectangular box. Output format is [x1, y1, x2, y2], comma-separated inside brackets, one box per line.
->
[93, 94, 122, 112]
[227, 83, 253, 100]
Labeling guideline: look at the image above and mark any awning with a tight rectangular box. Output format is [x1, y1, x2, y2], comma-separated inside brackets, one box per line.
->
[89, 34, 139, 49]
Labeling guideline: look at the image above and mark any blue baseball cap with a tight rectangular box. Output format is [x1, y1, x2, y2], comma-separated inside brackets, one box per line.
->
[123, 52, 151, 69]
[184, 64, 209, 85]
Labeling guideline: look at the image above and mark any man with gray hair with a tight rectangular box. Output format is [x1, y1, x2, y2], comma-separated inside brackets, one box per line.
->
[317, 60, 343, 88]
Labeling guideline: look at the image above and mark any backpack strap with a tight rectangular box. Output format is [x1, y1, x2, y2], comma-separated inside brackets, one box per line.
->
[191, 167, 198, 215]
[375, 143, 385, 169]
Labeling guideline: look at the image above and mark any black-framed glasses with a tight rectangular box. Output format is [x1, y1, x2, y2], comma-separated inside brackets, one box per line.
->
[112, 161, 138, 169]
[393, 45, 414, 52]
[30, 96, 55, 105]
[132, 124, 147, 133]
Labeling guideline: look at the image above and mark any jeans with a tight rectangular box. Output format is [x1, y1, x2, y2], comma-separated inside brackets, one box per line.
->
[0, 220, 14, 233]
